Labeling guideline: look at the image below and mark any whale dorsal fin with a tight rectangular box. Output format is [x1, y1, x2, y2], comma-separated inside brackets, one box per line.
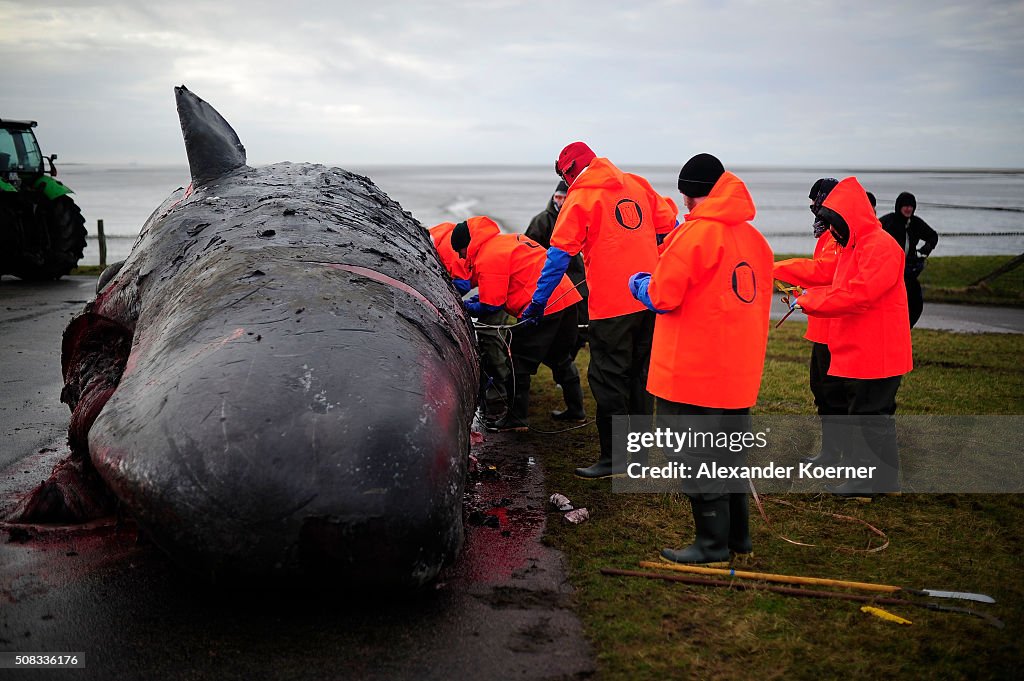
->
[175, 85, 247, 186]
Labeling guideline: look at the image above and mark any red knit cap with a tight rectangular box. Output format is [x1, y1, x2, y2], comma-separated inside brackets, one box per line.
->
[555, 142, 596, 185]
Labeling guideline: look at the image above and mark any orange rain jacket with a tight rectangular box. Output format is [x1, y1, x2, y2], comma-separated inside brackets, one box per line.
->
[550, 158, 677, 320]
[773, 232, 840, 344]
[463, 217, 581, 318]
[798, 177, 913, 380]
[428, 222, 470, 280]
[645, 172, 774, 409]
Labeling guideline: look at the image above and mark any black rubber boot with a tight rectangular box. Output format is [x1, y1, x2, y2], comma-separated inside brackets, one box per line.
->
[489, 374, 530, 432]
[827, 456, 876, 502]
[828, 416, 889, 502]
[575, 417, 625, 478]
[728, 493, 753, 561]
[479, 375, 507, 427]
[870, 417, 902, 494]
[574, 453, 624, 479]
[800, 415, 844, 467]
[660, 496, 730, 567]
[552, 378, 586, 422]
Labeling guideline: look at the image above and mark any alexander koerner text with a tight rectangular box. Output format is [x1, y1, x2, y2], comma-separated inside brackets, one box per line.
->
[625, 462, 877, 480]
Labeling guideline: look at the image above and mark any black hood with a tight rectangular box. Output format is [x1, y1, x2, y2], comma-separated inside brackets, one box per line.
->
[895, 191, 917, 213]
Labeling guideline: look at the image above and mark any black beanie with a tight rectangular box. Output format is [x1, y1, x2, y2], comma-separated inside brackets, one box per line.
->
[678, 153, 725, 198]
[808, 177, 838, 201]
[450, 221, 471, 252]
[895, 192, 916, 212]
[555, 180, 568, 194]
[809, 177, 839, 208]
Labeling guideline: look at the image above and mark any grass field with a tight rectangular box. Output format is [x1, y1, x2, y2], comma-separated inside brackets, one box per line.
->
[516, 323, 1023, 680]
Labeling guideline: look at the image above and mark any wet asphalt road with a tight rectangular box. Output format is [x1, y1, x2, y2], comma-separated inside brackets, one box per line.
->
[0, 275, 593, 681]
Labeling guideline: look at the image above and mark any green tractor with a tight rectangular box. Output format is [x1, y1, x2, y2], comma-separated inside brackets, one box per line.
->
[0, 119, 87, 280]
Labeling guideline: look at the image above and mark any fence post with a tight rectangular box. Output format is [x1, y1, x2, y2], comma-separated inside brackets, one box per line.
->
[97, 219, 107, 269]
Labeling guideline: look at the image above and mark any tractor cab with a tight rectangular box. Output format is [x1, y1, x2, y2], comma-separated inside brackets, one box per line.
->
[0, 120, 59, 190]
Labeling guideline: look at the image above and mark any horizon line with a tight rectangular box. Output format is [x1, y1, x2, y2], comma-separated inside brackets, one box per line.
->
[56, 161, 1024, 174]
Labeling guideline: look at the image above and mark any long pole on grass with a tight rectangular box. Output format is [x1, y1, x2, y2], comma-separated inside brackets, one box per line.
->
[637, 561, 995, 603]
[602, 568, 1003, 628]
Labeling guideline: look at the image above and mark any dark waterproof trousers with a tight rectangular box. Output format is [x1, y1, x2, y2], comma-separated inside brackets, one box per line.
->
[574, 298, 590, 358]
[843, 375, 902, 493]
[905, 272, 924, 328]
[810, 343, 847, 415]
[809, 342, 849, 465]
[655, 399, 751, 498]
[656, 398, 753, 553]
[510, 305, 581, 388]
[589, 310, 655, 460]
[476, 310, 513, 417]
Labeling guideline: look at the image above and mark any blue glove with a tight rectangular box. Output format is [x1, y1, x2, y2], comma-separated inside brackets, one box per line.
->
[464, 295, 504, 317]
[519, 300, 546, 326]
[628, 272, 668, 314]
[628, 272, 650, 299]
[656, 220, 680, 245]
[532, 247, 572, 308]
[781, 288, 804, 312]
[452, 278, 472, 295]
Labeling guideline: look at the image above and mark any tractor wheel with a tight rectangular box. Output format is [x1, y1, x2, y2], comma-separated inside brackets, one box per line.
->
[12, 195, 87, 281]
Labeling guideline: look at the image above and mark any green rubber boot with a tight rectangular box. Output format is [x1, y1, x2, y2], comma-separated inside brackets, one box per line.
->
[552, 378, 586, 422]
[661, 496, 730, 567]
[489, 374, 530, 432]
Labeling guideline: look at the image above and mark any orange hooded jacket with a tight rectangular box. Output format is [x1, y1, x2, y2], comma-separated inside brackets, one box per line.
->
[797, 177, 913, 379]
[550, 158, 677, 320]
[645, 172, 774, 409]
[463, 217, 581, 317]
[773, 232, 840, 344]
[428, 222, 470, 280]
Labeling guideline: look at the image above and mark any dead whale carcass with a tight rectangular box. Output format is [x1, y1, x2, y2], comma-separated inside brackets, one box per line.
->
[47, 86, 479, 585]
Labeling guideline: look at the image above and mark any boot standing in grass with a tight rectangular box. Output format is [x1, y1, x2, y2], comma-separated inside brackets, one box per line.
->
[629, 153, 773, 566]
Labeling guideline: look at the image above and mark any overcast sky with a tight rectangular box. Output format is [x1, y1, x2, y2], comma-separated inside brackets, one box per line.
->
[2, 0, 1022, 168]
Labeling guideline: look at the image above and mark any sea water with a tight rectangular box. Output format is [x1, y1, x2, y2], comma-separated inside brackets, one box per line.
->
[56, 164, 1024, 267]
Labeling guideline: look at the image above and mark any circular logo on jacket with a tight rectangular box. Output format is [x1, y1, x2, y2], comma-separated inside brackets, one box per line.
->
[614, 199, 643, 230]
[732, 262, 756, 303]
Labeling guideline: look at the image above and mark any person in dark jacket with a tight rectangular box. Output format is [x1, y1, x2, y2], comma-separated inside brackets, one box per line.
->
[880, 192, 938, 327]
[525, 181, 590, 366]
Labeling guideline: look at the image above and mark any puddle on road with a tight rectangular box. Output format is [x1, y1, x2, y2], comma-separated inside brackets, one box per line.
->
[443, 435, 548, 585]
